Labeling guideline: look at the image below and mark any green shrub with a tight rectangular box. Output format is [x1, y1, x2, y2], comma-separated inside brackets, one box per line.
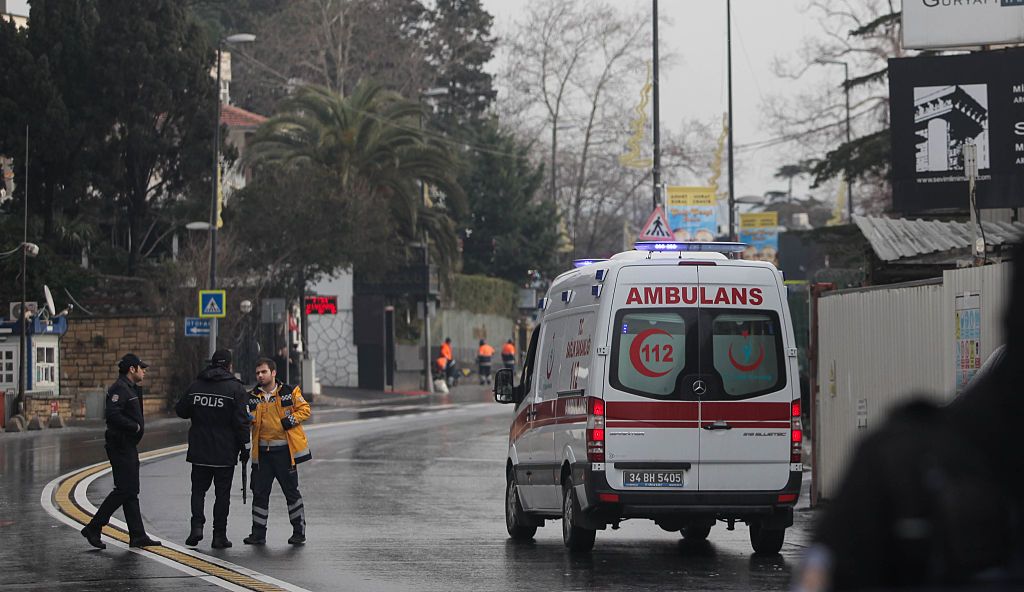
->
[449, 274, 518, 318]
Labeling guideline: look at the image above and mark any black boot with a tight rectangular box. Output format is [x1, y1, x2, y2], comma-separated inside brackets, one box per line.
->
[80, 525, 106, 549]
[185, 524, 203, 546]
[211, 532, 232, 549]
[288, 530, 306, 545]
[243, 533, 266, 545]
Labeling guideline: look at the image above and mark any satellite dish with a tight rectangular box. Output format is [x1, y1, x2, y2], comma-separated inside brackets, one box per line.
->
[43, 285, 56, 317]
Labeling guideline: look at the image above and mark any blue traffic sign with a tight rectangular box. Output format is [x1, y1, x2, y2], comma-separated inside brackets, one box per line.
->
[199, 290, 226, 318]
[184, 317, 211, 337]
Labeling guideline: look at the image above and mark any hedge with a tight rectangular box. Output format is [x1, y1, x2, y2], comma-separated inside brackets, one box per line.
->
[449, 274, 519, 318]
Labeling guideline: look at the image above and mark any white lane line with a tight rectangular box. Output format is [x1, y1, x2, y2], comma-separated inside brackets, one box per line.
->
[41, 401, 499, 590]
[70, 457, 310, 592]
[41, 450, 308, 591]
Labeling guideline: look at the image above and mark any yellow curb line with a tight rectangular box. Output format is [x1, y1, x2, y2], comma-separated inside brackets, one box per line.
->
[53, 445, 288, 592]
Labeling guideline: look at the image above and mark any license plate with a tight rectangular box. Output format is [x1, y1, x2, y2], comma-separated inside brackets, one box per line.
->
[622, 470, 685, 488]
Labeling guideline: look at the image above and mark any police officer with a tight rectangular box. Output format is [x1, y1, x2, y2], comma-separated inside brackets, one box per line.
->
[175, 349, 251, 549]
[80, 353, 162, 549]
[244, 357, 312, 546]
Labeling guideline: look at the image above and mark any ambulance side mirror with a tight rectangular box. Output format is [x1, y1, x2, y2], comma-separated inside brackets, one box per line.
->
[493, 368, 515, 404]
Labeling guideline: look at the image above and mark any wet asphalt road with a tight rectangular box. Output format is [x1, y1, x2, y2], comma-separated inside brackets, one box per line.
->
[11, 384, 815, 591]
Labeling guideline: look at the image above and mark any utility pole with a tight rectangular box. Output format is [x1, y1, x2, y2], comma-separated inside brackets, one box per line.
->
[726, 0, 736, 240]
[652, 0, 661, 210]
[18, 127, 27, 409]
[209, 44, 222, 359]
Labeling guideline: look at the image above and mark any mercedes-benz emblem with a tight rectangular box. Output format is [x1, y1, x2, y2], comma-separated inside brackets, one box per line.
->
[692, 380, 707, 395]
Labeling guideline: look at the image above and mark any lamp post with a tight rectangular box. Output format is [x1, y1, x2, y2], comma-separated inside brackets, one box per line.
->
[210, 33, 255, 358]
[418, 87, 448, 392]
[819, 59, 853, 222]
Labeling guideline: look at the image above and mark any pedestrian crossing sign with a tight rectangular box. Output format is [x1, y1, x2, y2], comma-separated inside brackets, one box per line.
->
[199, 290, 227, 318]
[638, 206, 673, 241]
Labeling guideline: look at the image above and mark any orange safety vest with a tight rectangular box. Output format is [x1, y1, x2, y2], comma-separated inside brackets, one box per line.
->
[478, 344, 495, 358]
[501, 342, 516, 356]
[436, 355, 448, 373]
[440, 342, 453, 361]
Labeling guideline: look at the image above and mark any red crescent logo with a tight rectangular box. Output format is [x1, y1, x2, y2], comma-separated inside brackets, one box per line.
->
[629, 328, 672, 378]
[728, 343, 765, 371]
[546, 350, 554, 379]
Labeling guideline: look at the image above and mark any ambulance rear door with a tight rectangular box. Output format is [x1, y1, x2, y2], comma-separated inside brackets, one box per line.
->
[695, 264, 792, 491]
[603, 264, 701, 492]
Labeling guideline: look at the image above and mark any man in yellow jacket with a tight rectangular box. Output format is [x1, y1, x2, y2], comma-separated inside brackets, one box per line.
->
[243, 357, 312, 546]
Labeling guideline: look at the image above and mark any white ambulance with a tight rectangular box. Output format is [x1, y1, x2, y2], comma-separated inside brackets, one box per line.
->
[495, 242, 802, 553]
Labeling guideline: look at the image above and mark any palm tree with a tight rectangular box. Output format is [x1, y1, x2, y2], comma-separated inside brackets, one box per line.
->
[245, 81, 465, 272]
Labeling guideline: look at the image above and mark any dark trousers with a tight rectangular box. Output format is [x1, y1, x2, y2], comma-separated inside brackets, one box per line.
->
[190, 465, 234, 534]
[89, 443, 147, 538]
[250, 447, 304, 536]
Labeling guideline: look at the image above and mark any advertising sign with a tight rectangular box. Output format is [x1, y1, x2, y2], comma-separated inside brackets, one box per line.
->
[954, 291, 982, 394]
[889, 49, 1024, 212]
[903, 1, 1024, 49]
[738, 212, 779, 266]
[665, 186, 717, 242]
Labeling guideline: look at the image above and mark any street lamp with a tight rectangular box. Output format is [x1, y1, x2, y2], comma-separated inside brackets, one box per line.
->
[210, 33, 255, 358]
[818, 59, 853, 222]
[418, 87, 447, 393]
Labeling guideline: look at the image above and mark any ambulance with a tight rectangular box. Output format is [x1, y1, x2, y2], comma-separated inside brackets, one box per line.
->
[494, 242, 802, 553]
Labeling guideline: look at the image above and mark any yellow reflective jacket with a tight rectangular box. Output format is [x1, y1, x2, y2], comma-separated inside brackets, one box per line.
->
[247, 382, 311, 466]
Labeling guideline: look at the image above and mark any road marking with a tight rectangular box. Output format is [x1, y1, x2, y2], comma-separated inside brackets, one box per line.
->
[41, 402, 499, 590]
[43, 446, 307, 592]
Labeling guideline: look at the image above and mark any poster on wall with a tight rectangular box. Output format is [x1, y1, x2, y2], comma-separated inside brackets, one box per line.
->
[954, 291, 982, 394]
[738, 212, 779, 266]
[665, 186, 717, 242]
[889, 48, 1024, 212]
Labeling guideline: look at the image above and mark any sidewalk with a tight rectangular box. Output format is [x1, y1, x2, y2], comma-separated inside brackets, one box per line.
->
[315, 382, 491, 408]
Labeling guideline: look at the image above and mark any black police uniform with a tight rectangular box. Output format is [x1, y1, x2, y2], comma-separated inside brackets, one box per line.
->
[83, 372, 159, 546]
[176, 365, 251, 542]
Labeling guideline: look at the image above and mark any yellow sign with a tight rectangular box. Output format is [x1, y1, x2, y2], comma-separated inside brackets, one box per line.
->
[740, 212, 778, 229]
[619, 62, 654, 169]
[666, 186, 716, 207]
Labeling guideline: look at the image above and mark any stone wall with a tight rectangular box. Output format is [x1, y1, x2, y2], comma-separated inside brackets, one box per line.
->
[61, 316, 177, 415]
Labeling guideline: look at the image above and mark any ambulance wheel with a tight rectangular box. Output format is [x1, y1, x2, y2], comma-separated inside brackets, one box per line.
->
[681, 523, 712, 541]
[505, 473, 537, 540]
[749, 521, 785, 554]
[561, 482, 596, 552]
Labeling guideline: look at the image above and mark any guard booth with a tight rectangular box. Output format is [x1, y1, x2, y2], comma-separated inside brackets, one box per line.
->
[0, 314, 69, 427]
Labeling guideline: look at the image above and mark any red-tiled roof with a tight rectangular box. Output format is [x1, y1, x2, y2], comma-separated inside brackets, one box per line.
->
[220, 104, 268, 129]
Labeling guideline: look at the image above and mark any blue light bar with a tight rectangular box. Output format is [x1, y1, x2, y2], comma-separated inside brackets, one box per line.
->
[573, 258, 608, 268]
[634, 241, 747, 254]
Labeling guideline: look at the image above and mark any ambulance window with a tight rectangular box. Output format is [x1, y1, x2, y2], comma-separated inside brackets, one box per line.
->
[519, 325, 541, 403]
[612, 311, 688, 398]
[710, 312, 785, 398]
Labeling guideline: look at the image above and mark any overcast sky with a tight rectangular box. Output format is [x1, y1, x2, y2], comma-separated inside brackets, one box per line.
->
[482, 0, 835, 201]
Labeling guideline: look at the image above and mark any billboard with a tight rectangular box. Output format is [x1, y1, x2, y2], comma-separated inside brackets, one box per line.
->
[665, 186, 717, 242]
[738, 212, 779, 266]
[903, 1, 1024, 49]
[889, 49, 1024, 213]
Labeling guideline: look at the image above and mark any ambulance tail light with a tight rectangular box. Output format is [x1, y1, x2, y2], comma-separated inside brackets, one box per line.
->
[587, 397, 606, 462]
[791, 399, 802, 464]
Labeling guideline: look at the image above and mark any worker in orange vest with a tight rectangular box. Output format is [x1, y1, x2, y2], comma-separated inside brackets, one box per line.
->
[501, 339, 516, 371]
[439, 337, 455, 386]
[477, 339, 495, 385]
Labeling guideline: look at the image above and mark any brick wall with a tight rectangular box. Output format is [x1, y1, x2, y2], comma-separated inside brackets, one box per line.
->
[61, 316, 177, 415]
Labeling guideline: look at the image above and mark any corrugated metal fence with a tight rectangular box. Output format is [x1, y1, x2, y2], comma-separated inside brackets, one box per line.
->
[815, 262, 1011, 500]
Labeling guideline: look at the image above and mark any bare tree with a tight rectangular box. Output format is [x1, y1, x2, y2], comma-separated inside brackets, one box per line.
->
[763, 0, 907, 215]
[500, 0, 714, 257]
